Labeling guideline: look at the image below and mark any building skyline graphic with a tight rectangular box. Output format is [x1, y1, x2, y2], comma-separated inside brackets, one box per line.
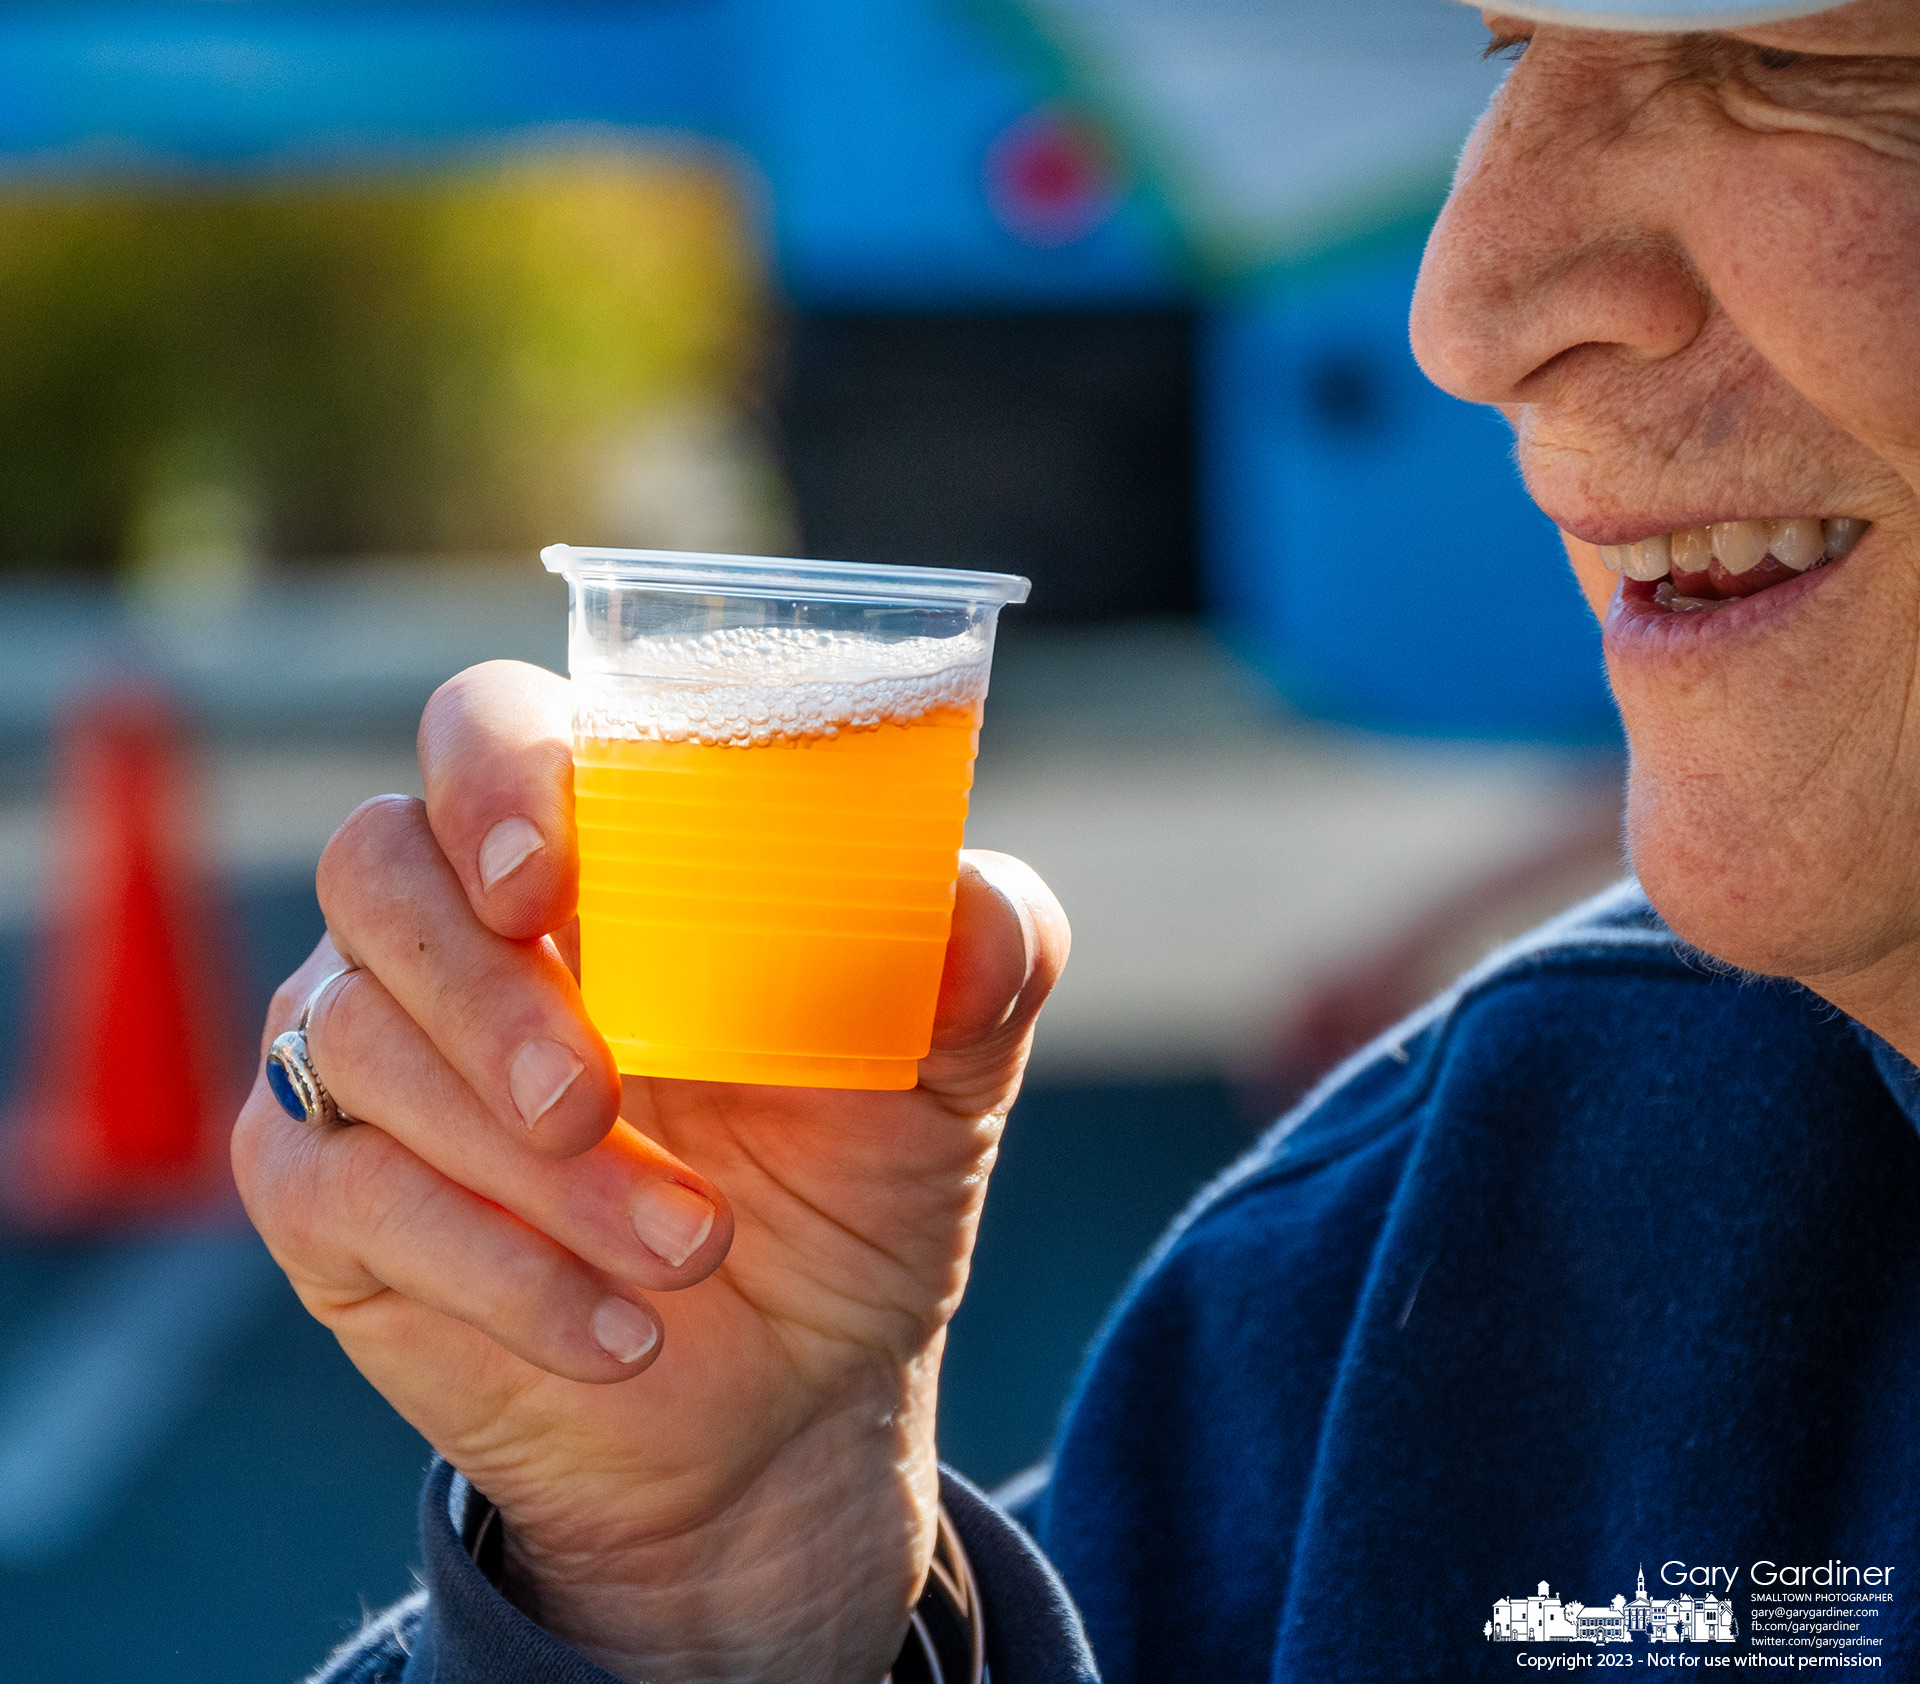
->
[1488, 1565, 1739, 1644]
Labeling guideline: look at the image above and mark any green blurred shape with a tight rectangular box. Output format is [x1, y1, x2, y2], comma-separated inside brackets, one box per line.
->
[0, 147, 785, 579]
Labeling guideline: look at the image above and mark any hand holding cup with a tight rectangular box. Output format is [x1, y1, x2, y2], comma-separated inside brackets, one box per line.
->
[232, 643, 1066, 1684]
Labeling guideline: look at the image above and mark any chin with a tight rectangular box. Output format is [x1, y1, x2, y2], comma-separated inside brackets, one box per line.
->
[1599, 525, 1920, 994]
[1623, 748, 1920, 989]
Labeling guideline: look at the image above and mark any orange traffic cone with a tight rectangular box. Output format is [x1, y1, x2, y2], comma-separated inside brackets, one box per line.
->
[3, 684, 245, 1233]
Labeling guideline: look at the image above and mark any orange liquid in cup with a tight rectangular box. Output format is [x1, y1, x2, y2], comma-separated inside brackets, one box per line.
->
[573, 698, 982, 1089]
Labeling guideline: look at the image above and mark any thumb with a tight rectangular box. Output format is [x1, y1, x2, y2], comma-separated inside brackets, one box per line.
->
[922, 851, 1070, 1107]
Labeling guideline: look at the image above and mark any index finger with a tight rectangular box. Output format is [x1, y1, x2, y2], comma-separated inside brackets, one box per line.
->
[419, 660, 576, 941]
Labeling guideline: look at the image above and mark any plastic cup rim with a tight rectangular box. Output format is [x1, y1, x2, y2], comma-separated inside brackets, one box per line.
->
[542, 545, 1031, 608]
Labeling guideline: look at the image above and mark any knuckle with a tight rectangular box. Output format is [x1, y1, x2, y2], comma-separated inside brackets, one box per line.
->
[419, 669, 480, 758]
[230, 1094, 391, 1301]
[325, 1127, 463, 1280]
[325, 1123, 405, 1237]
[436, 949, 535, 1053]
[485, 1233, 569, 1322]
[266, 976, 302, 1031]
[261, 981, 303, 1061]
[294, 1122, 407, 1272]
[231, 1095, 321, 1255]
[260, 935, 345, 1057]
[425, 660, 502, 718]
[316, 794, 430, 917]
[266, 1173, 329, 1269]
[421, 661, 555, 760]
[422, 665, 572, 789]
[228, 1086, 274, 1199]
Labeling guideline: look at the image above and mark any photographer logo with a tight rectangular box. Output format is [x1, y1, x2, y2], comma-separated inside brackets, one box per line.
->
[1487, 1566, 1739, 1645]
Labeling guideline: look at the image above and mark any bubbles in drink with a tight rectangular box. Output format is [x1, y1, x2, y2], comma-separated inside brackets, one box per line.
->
[576, 625, 990, 748]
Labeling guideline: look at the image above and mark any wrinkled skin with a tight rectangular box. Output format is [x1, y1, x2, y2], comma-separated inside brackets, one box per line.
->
[234, 661, 1068, 1684]
[1413, 1, 1920, 1058]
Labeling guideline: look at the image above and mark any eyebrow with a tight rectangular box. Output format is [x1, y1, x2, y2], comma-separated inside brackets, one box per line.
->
[1676, 32, 1906, 75]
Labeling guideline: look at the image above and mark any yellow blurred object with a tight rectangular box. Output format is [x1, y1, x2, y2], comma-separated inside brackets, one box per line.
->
[0, 146, 791, 581]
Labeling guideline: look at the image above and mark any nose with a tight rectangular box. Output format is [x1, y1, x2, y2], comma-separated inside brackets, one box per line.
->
[1410, 65, 1709, 409]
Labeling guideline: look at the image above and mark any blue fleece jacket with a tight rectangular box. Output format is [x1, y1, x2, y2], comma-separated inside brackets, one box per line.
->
[310, 884, 1920, 1682]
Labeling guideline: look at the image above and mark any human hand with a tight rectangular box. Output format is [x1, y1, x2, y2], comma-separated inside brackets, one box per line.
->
[232, 660, 1069, 1684]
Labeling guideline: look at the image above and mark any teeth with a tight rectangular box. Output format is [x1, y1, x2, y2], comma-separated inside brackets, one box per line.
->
[1621, 533, 1671, 581]
[1590, 515, 1868, 591]
[1599, 536, 1677, 580]
[1710, 520, 1772, 574]
[1671, 526, 1712, 574]
[1769, 518, 1824, 571]
[1825, 517, 1868, 560]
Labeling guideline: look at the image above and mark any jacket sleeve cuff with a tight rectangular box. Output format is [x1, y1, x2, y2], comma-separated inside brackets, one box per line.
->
[315, 1458, 1098, 1684]
[938, 1467, 1101, 1683]
[401, 1458, 629, 1684]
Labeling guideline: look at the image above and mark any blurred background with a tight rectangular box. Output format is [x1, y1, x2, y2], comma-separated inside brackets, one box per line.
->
[0, 2, 1627, 1678]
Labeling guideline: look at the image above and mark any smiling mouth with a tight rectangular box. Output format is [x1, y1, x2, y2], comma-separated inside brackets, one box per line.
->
[1599, 518, 1869, 612]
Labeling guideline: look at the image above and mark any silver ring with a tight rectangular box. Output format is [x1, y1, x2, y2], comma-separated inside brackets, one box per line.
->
[266, 965, 361, 1127]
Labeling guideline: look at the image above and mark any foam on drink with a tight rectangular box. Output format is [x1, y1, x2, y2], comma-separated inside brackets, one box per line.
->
[574, 625, 992, 747]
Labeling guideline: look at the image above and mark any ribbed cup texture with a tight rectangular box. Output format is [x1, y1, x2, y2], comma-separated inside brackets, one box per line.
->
[574, 704, 981, 1089]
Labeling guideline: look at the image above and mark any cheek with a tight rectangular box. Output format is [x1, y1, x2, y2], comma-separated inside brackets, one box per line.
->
[1606, 558, 1920, 978]
[1693, 140, 1920, 471]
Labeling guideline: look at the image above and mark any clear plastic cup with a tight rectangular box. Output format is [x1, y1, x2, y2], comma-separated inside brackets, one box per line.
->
[542, 545, 1030, 1090]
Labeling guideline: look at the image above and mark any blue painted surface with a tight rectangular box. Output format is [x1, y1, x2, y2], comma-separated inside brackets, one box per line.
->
[0, 5, 730, 161]
[1202, 235, 1620, 742]
[734, 0, 1174, 306]
[0, 0, 1179, 308]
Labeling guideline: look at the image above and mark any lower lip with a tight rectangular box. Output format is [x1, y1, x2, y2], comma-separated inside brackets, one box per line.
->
[1603, 551, 1854, 661]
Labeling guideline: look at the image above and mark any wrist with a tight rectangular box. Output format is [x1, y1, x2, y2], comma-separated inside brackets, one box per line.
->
[493, 1403, 940, 1684]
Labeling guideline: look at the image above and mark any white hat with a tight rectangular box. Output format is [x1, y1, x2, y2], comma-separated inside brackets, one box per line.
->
[1465, 0, 1852, 28]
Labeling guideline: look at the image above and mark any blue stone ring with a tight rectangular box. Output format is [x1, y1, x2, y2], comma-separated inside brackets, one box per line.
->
[266, 967, 360, 1127]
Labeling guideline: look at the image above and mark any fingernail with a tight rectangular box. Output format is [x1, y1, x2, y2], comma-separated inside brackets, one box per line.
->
[479, 815, 545, 891]
[510, 1040, 584, 1128]
[590, 1297, 658, 1365]
[632, 1181, 715, 1269]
